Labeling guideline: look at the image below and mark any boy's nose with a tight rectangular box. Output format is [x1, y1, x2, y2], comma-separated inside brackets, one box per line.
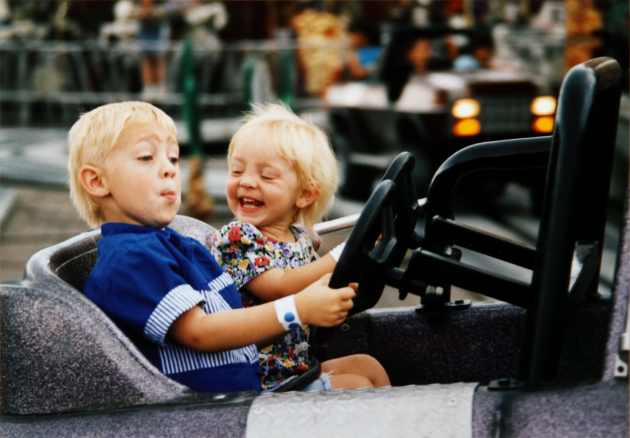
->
[163, 168, 175, 178]
[161, 160, 178, 178]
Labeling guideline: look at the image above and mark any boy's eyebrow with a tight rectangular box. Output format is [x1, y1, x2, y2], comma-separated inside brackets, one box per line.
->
[136, 132, 178, 144]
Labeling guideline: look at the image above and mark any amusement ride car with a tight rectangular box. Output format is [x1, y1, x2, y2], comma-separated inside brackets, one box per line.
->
[325, 25, 559, 199]
[2, 57, 628, 437]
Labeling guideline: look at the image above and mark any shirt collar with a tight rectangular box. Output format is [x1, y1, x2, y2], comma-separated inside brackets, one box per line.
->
[101, 222, 172, 237]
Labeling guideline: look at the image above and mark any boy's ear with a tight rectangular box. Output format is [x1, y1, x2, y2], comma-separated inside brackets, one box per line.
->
[296, 181, 321, 209]
[79, 165, 110, 198]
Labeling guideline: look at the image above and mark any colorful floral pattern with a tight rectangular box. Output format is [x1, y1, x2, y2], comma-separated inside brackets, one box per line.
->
[211, 221, 321, 391]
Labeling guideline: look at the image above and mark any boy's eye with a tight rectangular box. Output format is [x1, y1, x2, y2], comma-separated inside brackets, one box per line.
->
[140, 156, 152, 162]
[170, 157, 179, 165]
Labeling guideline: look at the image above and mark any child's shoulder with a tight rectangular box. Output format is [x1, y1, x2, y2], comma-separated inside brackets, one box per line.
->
[212, 220, 265, 247]
[91, 227, 174, 291]
[290, 224, 320, 251]
[290, 224, 317, 243]
[290, 223, 308, 236]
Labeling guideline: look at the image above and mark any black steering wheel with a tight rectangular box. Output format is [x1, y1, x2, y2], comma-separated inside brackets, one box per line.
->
[328, 179, 400, 313]
[311, 152, 419, 350]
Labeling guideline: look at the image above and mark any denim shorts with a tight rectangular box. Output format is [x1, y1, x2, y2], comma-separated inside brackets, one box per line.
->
[303, 371, 333, 392]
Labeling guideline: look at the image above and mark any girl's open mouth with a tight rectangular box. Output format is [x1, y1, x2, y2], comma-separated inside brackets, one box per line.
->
[240, 198, 264, 211]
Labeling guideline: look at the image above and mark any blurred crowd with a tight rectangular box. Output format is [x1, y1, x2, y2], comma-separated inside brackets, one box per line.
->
[0, 0, 227, 43]
[0, 1, 626, 116]
[0, 0, 229, 96]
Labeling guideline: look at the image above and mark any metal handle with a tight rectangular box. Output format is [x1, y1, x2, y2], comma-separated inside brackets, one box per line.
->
[314, 199, 427, 235]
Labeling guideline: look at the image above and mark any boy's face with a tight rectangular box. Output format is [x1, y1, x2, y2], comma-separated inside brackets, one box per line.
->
[101, 121, 181, 228]
[227, 139, 305, 237]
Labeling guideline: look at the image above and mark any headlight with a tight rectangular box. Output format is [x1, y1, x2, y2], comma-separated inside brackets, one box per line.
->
[451, 99, 480, 119]
[530, 96, 556, 116]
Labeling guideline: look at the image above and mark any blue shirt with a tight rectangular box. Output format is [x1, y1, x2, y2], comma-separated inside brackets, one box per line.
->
[84, 223, 261, 393]
[356, 46, 382, 70]
[453, 54, 481, 71]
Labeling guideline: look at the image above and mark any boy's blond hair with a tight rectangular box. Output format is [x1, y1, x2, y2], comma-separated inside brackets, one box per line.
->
[228, 103, 339, 234]
[68, 101, 176, 228]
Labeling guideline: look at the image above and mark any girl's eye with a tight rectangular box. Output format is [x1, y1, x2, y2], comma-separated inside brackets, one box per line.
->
[140, 156, 152, 162]
[261, 174, 274, 180]
[170, 157, 179, 165]
[230, 170, 243, 175]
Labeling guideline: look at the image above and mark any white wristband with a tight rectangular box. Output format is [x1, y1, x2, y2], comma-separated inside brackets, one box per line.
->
[329, 242, 346, 262]
[274, 296, 303, 330]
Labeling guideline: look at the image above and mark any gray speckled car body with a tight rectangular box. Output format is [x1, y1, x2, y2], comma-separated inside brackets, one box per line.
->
[2, 211, 628, 437]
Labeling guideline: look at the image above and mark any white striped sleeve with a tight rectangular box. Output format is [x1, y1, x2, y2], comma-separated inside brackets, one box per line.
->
[144, 284, 205, 346]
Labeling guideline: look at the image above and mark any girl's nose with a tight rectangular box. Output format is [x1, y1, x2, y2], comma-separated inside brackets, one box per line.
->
[240, 174, 257, 188]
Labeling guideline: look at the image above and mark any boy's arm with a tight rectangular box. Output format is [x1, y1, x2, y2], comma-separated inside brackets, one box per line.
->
[244, 254, 337, 302]
[168, 274, 354, 353]
[168, 302, 286, 353]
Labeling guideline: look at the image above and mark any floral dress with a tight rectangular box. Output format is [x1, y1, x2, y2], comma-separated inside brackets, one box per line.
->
[211, 221, 321, 391]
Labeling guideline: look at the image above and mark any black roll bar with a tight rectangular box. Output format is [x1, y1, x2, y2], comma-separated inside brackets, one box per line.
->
[406, 57, 621, 388]
[424, 135, 551, 234]
[519, 58, 622, 385]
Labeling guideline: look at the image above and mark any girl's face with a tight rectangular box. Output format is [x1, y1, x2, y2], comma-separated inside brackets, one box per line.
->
[226, 140, 311, 241]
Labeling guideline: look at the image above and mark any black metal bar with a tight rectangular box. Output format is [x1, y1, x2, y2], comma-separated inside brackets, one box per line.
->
[567, 242, 600, 306]
[424, 136, 551, 233]
[429, 217, 536, 270]
[406, 249, 530, 308]
[519, 58, 621, 385]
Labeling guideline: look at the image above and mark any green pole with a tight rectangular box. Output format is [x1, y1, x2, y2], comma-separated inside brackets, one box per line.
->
[242, 56, 255, 111]
[181, 38, 213, 218]
[279, 49, 295, 110]
[182, 38, 202, 158]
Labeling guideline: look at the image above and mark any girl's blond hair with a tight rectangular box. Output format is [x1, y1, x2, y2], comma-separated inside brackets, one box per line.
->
[228, 103, 339, 234]
[68, 101, 176, 228]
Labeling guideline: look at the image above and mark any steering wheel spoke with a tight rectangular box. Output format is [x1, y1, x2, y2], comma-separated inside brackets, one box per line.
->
[371, 203, 397, 264]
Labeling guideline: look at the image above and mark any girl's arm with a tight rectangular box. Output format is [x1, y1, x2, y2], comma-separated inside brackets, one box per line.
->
[168, 274, 354, 353]
[244, 253, 337, 302]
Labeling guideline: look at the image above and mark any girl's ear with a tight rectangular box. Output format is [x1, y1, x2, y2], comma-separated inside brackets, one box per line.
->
[79, 165, 110, 198]
[296, 181, 321, 209]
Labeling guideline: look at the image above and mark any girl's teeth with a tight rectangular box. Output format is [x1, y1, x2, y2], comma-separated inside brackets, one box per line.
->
[241, 198, 263, 209]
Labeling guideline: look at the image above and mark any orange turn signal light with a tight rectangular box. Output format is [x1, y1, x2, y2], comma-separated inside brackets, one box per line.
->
[453, 118, 481, 136]
[532, 116, 554, 133]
